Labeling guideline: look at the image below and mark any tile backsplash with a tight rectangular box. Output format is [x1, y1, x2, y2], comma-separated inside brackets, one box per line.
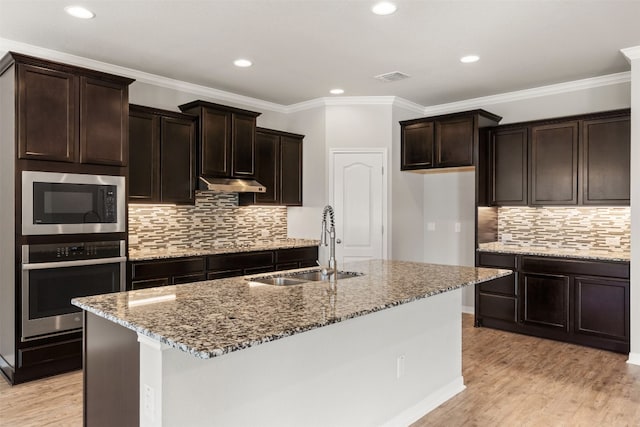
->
[498, 206, 630, 251]
[128, 192, 288, 252]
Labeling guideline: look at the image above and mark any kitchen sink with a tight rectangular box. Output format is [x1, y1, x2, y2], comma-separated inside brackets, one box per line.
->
[246, 269, 364, 286]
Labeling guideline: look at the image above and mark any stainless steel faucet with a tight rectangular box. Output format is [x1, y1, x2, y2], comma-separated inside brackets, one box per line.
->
[319, 205, 337, 278]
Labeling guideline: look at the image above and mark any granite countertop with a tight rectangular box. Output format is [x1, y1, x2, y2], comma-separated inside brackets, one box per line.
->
[478, 242, 630, 262]
[128, 239, 320, 261]
[73, 260, 511, 359]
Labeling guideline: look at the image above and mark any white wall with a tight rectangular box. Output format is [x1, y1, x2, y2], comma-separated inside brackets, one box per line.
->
[423, 171, 476, 309]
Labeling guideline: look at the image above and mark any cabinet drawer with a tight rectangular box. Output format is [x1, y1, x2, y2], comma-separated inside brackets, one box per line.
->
[131, 257, 205, 280]
[276, 262, 300, 271]
[275, 247, 318, 264]
[207, 251, 274, 271]
[18, 339, 82, 368]
[477, 252, 517, 269]
[477, 274, 516, 296]
[521, 256, 629, 279]
[478, 294, 517, 322]
[130, 277, 170, 290]
[173, 273, 206, 285]
[207, 270, 243, 280]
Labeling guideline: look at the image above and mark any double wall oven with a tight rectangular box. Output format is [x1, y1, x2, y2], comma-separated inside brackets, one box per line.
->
[20, 171, 126, 341]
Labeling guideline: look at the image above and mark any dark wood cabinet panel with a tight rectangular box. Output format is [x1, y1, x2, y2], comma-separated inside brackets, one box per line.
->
[477, 274, 516, 296]
[280, 135, 303, 206]
[240, 128, 304, 206]
[254, 131, 279, 204]
[530, 121, 579, 205]
[581, 116, 630, 205]
[401, 121, 434, 170]
[179, 100, 261, 179]
[574, 276, 629, 341]
[128, 105, 196, 204]
[232, 114, 256, 177]
[11, 54, 133, 167]
[491, 127, 528, 205]
[128, 110, 159, 201]
[17, 63, 77, 162]
[521, 272, 569, 330]
[79, 77, 129, 166]
[160, 116, 196, 204]
[478, 294, 517, 322]
[436, 116, 474, 167]
[128, 247, 319, 289]
[201, 108, 231, 177]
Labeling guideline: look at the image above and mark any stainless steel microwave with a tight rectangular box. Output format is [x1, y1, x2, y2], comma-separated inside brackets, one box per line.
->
[22, 171, 125, 235]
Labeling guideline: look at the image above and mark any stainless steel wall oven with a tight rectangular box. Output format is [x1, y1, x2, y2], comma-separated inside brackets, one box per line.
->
[21, 240, 126, 341]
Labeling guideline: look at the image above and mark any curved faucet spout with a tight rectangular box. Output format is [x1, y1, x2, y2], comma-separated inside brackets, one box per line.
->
[319, 205, 338, 279]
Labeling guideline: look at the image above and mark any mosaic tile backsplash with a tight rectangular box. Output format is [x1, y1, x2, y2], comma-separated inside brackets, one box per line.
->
[498, 207, 630, 251]
[128, 192, 288, 252]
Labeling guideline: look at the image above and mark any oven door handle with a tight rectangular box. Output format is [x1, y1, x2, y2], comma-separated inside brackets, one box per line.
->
[22, 256, 127, 270]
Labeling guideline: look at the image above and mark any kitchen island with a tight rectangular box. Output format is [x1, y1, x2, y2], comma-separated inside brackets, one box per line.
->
[73, 260, 510, 427]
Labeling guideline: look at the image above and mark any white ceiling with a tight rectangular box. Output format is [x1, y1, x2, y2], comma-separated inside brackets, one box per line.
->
[0, 0, 638, 107]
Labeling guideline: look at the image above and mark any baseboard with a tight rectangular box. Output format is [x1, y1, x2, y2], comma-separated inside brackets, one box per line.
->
[381, 376, 466, 427]
[461, 305, 475, 315]
[627, 352, 640, 366]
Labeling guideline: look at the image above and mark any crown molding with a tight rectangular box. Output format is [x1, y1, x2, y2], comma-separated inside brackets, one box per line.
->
[0, 38, 631, 118]
[621, 46, 640, 62]
[422, 72, 630, 116]
[0, 38, 288, 114]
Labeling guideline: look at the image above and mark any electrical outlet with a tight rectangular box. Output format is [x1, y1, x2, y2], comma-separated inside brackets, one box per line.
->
[396, 355, 405, 379]
[143, 384, 155, 420]
[129, 235, 139, 245]
[454, 222, 461, 233]
[427, 222, 436, 231]
[502, 233, 512, 242]
[261, 229, 270, 238]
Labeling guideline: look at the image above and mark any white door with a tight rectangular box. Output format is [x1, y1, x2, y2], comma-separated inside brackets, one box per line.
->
[330, 150, 386, 265]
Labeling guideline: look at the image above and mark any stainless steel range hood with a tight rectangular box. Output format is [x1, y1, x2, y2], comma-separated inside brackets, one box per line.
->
[198, 176, 266, 193]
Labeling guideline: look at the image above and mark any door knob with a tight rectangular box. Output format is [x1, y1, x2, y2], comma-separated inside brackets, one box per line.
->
[336, 239, 342, 244]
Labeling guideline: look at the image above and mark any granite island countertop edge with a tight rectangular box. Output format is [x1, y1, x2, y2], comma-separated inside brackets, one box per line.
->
[73, 261, 512, 360]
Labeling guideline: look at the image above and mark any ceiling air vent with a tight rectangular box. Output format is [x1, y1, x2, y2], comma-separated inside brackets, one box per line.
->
[374, 71, 410, 82]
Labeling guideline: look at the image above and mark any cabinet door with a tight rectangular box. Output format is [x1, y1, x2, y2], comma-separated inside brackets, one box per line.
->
[401, 121, 434, 170]
[581, 116, 630, 205]
[17, 63, 77, 162]
[80, 76, 129, 166]
[521, 272, 569, 331]
[574, 276, 629, 342]
[491, 127, 527, 205]
[280, 136, 303, 206]
[201, 108, 231, 177]
[435, 116, 474, 167]
[128, 110, 159, 202]
[254, 131, 279, 204]
[530, 121, 578, 205]
[160, 116, 196, 204]
[231, 114, 256, 177]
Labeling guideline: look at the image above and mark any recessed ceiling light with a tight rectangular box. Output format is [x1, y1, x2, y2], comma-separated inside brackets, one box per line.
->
[330, 89, 345, 95]
[372, 2, 397, 15]
[460, 55, 480, 64]
[64, 5, 95, 19]
[233, 59, 252, 68]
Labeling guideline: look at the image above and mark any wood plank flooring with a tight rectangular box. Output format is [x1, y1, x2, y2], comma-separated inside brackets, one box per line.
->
[1, 314, 640, 426]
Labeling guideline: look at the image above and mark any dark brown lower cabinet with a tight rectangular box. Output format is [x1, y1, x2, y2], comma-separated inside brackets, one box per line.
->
[128, 246, 319, 290]
[476, 251, 629, 353]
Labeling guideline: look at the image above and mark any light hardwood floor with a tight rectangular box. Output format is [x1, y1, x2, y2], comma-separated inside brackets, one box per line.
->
[1, 314, 640, 426]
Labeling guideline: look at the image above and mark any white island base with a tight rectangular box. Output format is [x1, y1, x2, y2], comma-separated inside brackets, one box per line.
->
[137, 288, 464, 427]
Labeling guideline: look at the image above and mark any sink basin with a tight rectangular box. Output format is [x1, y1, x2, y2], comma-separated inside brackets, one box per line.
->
[246, 269, 364, 286]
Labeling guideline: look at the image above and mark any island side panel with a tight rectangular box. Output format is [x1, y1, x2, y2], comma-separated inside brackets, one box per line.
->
[138, 288, 464, 427]
[84, 311, 139, 427]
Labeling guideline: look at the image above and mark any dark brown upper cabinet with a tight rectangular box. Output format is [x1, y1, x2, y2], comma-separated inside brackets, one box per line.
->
[530, 121, 579, 206]
[400, 109, 501, 171]
[484, 109, 630, 207]
[6, 52, 133, 166]
[178, 100, 261, 179]
[239, 128, 304, 206]
[129, 105, 196, 205]
[490, 127, 528, 206]
[581, 115, 630, 205]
